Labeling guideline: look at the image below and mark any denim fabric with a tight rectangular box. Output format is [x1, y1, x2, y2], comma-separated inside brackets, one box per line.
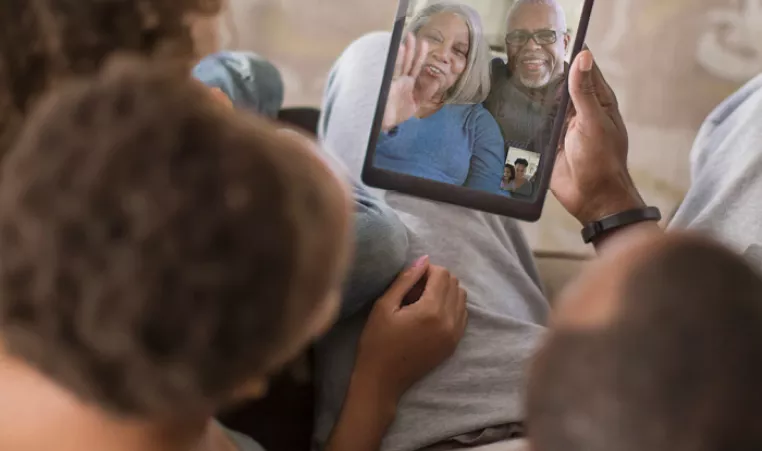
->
[193, 51, 285, 118]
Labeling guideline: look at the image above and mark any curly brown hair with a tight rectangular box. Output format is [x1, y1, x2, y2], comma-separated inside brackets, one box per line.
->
[0, 58, 350, 417]
[0, 0, 222, 158]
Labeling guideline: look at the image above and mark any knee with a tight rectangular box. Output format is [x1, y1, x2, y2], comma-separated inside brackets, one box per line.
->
[339, 191, 409, 320]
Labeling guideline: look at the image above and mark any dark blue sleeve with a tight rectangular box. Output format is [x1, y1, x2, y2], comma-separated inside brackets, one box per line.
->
[464, 106, 508, 195]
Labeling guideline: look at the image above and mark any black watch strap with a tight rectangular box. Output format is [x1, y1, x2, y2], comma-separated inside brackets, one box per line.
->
[581, 207, 662, 244]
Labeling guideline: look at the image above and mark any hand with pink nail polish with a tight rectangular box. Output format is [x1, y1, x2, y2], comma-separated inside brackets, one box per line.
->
[353, 256, 468, 401]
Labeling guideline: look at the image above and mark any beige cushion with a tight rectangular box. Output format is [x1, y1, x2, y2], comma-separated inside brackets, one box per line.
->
[534, 252, 589, 303]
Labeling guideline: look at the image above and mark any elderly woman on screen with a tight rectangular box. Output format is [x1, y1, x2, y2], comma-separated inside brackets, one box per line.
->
[374, 2, 507, 194]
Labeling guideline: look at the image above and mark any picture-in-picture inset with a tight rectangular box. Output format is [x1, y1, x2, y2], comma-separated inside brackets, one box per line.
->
[502, 147, 541, 198]
[371, 0, 585, 202]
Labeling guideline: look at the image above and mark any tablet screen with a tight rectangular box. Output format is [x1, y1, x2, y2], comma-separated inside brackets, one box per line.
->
[364, 0, 591, 215]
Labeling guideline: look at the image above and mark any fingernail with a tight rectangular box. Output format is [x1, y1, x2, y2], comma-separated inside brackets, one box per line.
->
[579, 51, 593, 72]
[412, 255, 429, 268]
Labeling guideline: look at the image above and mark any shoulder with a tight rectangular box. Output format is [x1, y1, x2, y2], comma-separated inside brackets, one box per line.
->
[443, 103, 491, 123]
[460, 104, 500, 129]
[491, 57, 507, 69]
[453, 105, 503, 145]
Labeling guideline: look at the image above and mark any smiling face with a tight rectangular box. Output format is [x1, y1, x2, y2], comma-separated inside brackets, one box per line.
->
[506, 3, 569, 89]
[515, 163, 527, 181]
[415, 12, 470, 100]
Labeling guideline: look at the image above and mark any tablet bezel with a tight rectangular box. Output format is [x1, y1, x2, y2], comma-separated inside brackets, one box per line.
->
[361, 0, 596, 222]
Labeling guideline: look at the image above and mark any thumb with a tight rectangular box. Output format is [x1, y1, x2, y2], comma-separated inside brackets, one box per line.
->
[568, 50, 601, 119]
[377, 256, 430, 309]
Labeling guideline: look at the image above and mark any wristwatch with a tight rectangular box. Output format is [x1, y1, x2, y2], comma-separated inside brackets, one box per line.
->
[581, 207, 662, 244]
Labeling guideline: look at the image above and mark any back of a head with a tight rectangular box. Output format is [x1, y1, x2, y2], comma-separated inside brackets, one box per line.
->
[0, 58, 349, 417]
[0, 0, 221, 157]
[528, 236, 762, 451]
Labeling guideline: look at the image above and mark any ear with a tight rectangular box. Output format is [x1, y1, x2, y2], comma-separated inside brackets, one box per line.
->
[563, 32, 571, 51]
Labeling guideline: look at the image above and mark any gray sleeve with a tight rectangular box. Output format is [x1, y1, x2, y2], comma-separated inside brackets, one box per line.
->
[668, 74, 762, 256]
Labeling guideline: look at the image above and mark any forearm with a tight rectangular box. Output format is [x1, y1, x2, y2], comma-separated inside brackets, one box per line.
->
[574, 184, 664, 255]
[325, 370, 399, 451]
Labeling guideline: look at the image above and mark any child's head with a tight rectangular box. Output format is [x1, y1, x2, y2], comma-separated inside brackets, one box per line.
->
[0, 0, 223, 156]
[0, 58, 351, 418]
[528, 233, 762, 451]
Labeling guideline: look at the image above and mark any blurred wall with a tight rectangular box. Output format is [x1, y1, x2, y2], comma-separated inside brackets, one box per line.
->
[224, 0, 762, 253]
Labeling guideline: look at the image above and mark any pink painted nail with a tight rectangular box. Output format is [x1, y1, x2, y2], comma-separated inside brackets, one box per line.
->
[413, 255, 429, 268]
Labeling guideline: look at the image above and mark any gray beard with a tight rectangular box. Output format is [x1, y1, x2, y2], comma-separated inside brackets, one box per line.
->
[518, 70, 552, 89]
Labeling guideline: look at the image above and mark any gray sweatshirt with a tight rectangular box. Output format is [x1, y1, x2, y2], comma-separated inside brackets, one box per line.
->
[314, 31, 762, 451]
[314, 32, 548, 451]
[669, 73, 762, 266]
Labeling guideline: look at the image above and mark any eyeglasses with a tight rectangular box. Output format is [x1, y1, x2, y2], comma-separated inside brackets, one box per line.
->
[505, 29, 559, 46]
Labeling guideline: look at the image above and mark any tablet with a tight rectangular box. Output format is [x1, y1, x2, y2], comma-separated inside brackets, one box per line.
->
[362, 0, 595, 221]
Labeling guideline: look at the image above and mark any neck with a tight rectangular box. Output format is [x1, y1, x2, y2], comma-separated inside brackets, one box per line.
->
[0, 353, 213, 451]
[417, 98, 445, 118]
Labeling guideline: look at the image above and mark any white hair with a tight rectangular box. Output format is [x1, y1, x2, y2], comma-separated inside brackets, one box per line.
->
[404, 2, 492, 105]
[506, 0, 568, 33]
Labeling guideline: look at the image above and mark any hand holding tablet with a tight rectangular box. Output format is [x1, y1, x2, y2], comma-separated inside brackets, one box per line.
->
[362, 0, 596, 221]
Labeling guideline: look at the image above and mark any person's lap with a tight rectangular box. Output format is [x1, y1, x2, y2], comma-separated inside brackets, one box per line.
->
[192, 43, 762, 451]
[313, 33, 550, 451]
[313, 35, 762, 451]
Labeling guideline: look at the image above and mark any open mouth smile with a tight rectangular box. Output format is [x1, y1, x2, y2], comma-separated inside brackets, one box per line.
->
[424, 64, 446, 77]
[521, 59, 547, 71]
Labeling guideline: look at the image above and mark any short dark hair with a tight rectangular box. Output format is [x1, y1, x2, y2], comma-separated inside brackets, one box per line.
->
[0, 59, 349, 417]
[514, 158, 529, 167]
[528, 236, 762, 451]
[0, 0, 221, 157]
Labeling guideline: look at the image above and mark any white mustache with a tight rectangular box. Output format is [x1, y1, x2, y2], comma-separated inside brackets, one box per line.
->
[520, 53, 549, 63]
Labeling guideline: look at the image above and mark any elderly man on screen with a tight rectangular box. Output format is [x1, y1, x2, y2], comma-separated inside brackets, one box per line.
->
[484, 0, 571, 154]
